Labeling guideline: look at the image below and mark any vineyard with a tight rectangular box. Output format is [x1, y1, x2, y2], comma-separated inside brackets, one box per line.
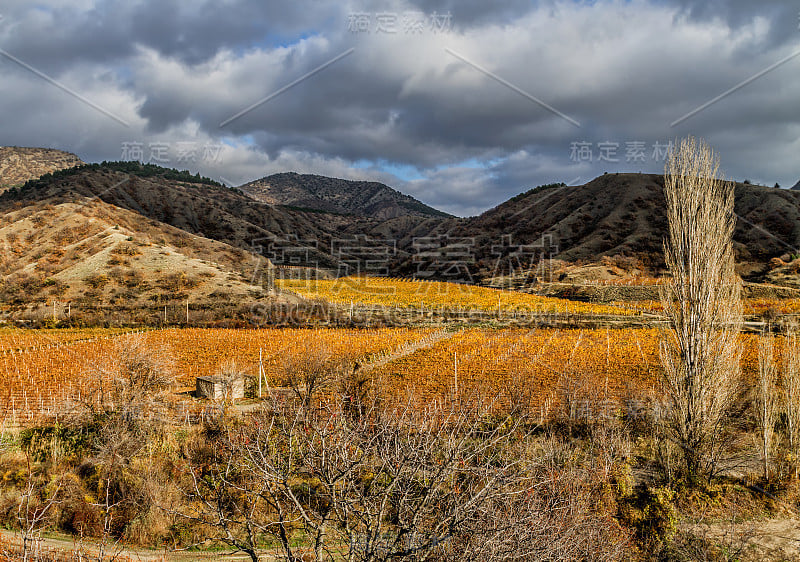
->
[0, 327, 434, 425]
[0, 326, 768, 425]
[276, 276, 637, 316]
[592, 298, 800, 317]
[744, 298, 800, 315]
[0, 327, 132, 352]
[378, 328, 662, 411]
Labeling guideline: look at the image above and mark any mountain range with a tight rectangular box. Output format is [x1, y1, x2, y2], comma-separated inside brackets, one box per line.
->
[2, 146, 800, 321]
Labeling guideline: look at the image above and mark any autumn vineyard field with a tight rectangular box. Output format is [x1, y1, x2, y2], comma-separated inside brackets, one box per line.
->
[276, 276, 639, 315]
[607, 298, 800, 315]
[274, 276, 800, 319]
[0, 325, 770, 426]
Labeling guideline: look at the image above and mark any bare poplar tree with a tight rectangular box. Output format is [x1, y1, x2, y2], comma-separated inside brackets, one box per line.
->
[783, 328, 800, 478]
[660, 136, 742, 480]
[755, 334, 778, 480]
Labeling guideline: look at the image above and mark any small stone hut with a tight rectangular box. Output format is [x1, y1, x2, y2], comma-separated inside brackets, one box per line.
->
[196, 375, 245, 401]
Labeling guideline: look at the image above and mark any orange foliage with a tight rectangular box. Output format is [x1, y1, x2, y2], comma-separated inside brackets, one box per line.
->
[0, 327, 428, 424]
[0, 327, 774, 425]
[278, 276, 635, 316]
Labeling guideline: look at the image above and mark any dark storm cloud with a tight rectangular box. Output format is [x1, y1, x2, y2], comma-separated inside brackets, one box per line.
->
[0, 0, 799, 216]
[0, 0, 340, 69]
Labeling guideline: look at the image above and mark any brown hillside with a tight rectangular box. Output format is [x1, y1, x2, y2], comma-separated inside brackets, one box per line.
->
[0, 196, 282, 322]
[5, 166, 348, 268]
[0, 147, 83, 189]
[5, 163, 800, 297]
[4, 164, 447, 272]
[396, 173, 800, 280]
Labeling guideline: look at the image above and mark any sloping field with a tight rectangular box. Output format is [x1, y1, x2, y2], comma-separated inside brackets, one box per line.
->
[0, 327, 430, 424]
[277, 277, 636, 315]
[0, 327, 769, 425]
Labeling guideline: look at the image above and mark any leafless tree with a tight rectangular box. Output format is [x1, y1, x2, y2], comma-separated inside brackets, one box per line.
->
[279, 339, 349, 411]
[77, 334, 176, 555]
[110, 334, 175, 410]
[448, 444, 632, 561]
[16, 453, 63, 562]
[77, 333, 175, 419]
[784, 327, 800, 478]
[173, 429, 270, 562]
[659, 136, 743, 481]
[70, 475, 127, 562]
[173, 391, 605, 562]
[755, 334, 778, 481]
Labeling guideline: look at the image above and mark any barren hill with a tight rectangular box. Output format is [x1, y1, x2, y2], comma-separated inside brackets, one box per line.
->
[0, 163, 320, 323]
[5, 161, 800, 315]
[393, 173, 800, 280]
[5, 163, 350, 264]
[0, 162, 437, 289]
[0, 147, 83, 189]
[241, 172, 452, 220]
[0, 197, 269, 315]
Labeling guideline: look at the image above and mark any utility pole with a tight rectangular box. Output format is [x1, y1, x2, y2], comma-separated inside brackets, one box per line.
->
[454, 351, 458, 395]
[258, 347, 264, 398]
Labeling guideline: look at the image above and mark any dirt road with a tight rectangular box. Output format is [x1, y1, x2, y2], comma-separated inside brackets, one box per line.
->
[0, 529, 266, 561]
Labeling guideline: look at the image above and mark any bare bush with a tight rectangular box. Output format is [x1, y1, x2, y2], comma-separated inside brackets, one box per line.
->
[451, 431, 632, 561]
[80, 335, 177, 550]
[171, 388, 634, 562]
[16, 455, 64, 562]
[660, 136, 742, 481]
[279, 339, 349, 409]
[111, 334, 174, 402]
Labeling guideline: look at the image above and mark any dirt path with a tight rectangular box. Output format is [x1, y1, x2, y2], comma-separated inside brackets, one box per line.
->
[684, 518, 800, 561]
[0, 529, 266, 561]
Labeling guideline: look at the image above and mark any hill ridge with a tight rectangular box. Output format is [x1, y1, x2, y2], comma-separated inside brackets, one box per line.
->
[241, 171, 452, 220]
[0, 146, 83, 189]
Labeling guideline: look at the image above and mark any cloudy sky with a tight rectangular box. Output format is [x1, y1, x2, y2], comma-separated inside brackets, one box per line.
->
[0, 0, 798, 216]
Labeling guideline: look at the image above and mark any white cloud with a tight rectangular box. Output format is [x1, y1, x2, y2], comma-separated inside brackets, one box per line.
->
[1, 0, 799, 216]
